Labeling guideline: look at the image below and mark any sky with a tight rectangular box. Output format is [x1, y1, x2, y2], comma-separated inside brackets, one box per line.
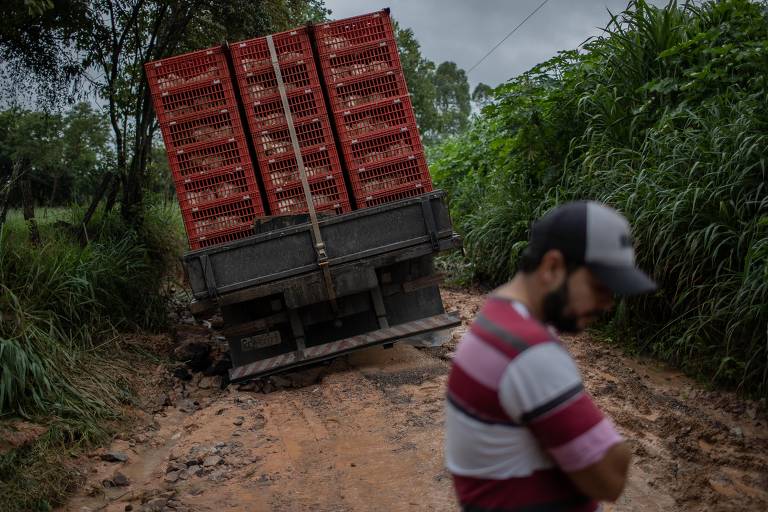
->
[322, 0, 667, 90]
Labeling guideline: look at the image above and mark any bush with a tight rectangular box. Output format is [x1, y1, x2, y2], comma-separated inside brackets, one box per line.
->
[429, 0, 768, 395]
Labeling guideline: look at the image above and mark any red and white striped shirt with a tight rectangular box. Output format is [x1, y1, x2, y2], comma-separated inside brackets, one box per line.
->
[445, 297, 622, 511]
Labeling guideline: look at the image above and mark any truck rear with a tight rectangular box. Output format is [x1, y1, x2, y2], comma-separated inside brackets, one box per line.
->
[146, 10, 461, 381]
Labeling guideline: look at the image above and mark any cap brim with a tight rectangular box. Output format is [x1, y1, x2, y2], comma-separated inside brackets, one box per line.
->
[588, 264, 657, 296]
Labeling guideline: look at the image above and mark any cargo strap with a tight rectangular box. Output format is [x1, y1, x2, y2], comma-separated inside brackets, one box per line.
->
[267, 35, 338, 311]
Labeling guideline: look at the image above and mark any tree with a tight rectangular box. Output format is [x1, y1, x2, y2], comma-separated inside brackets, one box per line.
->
[472, 82, 494, 109]
[0, 104, 112, 205]
[394, 21, 471, 144]
[62, 102, 112, 202]
[433, 62, 471, 137]
[1, 0, 329, 228]
[394, 21, 438, 141]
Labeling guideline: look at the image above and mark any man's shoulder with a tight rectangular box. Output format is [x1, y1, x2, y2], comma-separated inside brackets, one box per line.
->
[471, 298, 558, 354]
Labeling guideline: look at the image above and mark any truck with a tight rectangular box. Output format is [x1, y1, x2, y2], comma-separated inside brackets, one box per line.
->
[146, 10, 462, 382]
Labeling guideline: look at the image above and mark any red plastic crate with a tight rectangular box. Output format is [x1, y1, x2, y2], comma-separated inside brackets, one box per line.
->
[339, 124, 422, 170]
[236, 60, 320, 104]
[230, 28, 314, 75]
[314, 10, 393, 56]
[246, 86, 326, 131]
[349, 153, 432, 199]
[175, 165, 259, 211]
[160, 109, 240, 151]
[335, 96, 414, 140]
[184, 194, 264, 247]
[251, 117, 334, 161]
[145, 46, 229, 94]
[170, 136, 251, 178]
[327, 71, 408, 112]
[355, 182, 432, 209]
[189, 224, 258, 250]
[261, 145, 341, 190]
[319, 40, 399, 84]
[152, 79, 237, 123]
[267, 175, 351, 215]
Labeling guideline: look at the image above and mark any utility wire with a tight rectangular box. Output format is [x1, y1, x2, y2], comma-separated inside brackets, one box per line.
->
[467, 0, 551, 74]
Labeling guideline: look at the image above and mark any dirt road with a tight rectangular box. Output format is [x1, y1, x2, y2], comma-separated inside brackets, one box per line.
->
[64, 288, 768, 512]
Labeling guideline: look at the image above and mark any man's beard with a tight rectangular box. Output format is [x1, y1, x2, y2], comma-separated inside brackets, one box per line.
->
[542, 281, 582, 334]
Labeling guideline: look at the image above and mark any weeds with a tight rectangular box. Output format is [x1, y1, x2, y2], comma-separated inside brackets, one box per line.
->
[430, 0, 768, 395]
[0, 202, 184, 511]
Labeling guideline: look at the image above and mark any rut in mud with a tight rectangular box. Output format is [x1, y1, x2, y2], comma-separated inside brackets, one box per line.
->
[63, 288, 768, 512]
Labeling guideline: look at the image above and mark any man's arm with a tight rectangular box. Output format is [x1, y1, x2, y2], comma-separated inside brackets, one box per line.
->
[498, 342, 630, 502]
[566, 441, 631, 502]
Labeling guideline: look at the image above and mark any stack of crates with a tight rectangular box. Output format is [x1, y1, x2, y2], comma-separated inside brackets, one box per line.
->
[314, 10, 433, 208]
[230, 28, 351, 215]
[145, 46, 265, 249]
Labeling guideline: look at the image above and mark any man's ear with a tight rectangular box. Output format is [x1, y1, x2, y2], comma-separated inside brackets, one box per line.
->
[538, 249, 567, 290]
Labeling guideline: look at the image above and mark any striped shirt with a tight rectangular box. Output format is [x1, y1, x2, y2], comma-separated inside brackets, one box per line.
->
[445, 297, 622, 512]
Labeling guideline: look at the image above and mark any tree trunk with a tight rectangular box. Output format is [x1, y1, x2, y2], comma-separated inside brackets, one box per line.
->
[105, 174, 121, 213]
[80, 172, 114, 241]
[21, 179, 41, 246]
[50, 174, 59, 206]
[0, 159, 25, 229]
[121, 84, 156, 226]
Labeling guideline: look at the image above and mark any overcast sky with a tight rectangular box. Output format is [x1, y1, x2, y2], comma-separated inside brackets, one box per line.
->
[323, 0, 666, 90]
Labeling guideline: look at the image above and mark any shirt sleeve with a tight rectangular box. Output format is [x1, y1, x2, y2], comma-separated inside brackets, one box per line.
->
[497, 341, 623, 472]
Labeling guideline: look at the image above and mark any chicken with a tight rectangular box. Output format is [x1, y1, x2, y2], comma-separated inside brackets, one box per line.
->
[325, 35, 348, 50]
[215, 181, 238, 199]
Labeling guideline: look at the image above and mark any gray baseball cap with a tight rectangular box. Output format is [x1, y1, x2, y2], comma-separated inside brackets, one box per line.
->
[528, 201, 656, 296]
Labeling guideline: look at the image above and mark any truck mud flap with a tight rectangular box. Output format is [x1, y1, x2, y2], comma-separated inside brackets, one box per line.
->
[229, 312, 461, 381]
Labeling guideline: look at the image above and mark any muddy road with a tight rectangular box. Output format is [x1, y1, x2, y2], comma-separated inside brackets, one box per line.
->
[64, 288, 768, 512]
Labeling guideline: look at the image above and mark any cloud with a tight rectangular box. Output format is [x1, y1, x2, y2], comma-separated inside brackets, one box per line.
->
[323, 0, 667, 89]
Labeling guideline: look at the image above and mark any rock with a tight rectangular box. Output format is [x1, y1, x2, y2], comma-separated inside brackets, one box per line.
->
[203, 353, 231, 377]
[125, 505, 133, 511]
[198, 376, 220, 390]
[207, 469, 228, 482]
[270, 375, 292, 389]
[202, 455, 222, 467]
[233, 417, 244, 426]
[143, 497, 168, 512]
[172, 367, 192, 381]
[730, 426, 744, 438]
[209, 314, 224, 329]
[283, 367, 325, 388]
[166, 462, 186, 473]
[173, 342, 211, 372]
[164, 471, 179, 483]
[185, 457, 201, 467]
[177, 469, 189, 481]
[101, 451, 129, 462]
[176, 399, 198, 413]
[153, 394, 171, 411]
[187, 464, 200, 475]
[261, 381, 275, 394]
[237, 380, 261, 392]
[113, 472, 130, 487]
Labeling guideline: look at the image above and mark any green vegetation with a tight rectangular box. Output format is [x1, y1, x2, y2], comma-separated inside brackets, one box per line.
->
[395, 22, 472, 143]
[0, 204, 184, 511]
[430, 0, 768, 395]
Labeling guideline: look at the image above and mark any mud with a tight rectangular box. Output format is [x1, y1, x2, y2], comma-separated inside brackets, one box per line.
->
[62, 288, 767, 512]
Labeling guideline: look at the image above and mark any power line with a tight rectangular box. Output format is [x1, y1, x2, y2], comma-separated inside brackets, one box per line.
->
[467, 0, 551, 74]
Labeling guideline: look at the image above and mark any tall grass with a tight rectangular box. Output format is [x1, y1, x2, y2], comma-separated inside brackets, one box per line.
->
[430, 0, 768, 395]
[0, 202, 184, 510]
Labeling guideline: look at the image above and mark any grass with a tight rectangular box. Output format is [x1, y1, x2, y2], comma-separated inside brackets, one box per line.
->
[429, 0, 768, 396]
[0, 201, 185, 511]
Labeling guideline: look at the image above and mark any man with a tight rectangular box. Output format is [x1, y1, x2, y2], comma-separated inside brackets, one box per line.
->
[445, 201, 656, 511]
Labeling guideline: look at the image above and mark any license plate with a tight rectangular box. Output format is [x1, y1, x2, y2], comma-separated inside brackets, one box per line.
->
[241, 331, 282, 351]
